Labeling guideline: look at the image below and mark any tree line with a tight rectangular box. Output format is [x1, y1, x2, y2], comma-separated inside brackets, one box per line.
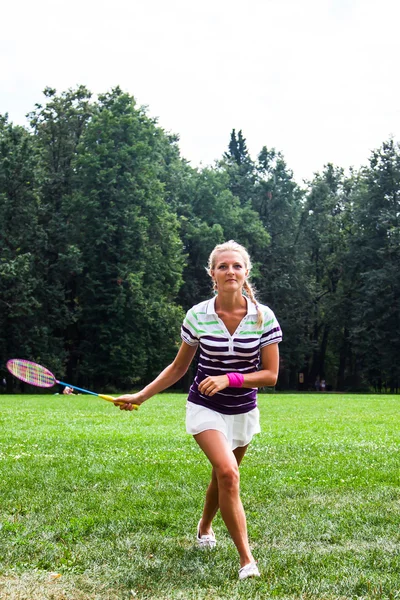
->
[1, 86, 399, 393]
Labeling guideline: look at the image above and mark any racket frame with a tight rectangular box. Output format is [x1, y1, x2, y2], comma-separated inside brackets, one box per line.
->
[6, 359, 138, 409]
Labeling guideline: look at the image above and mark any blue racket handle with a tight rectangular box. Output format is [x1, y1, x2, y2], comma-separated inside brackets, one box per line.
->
[56, 380, 139, 410]
[57, 380, 99, 395]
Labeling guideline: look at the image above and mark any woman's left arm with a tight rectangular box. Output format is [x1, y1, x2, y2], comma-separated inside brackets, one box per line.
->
[242, 343, 279, 388]
[198, 343, 280, 396]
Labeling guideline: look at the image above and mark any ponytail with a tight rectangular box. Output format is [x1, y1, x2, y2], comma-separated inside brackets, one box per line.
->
[244, 280, 263, 328]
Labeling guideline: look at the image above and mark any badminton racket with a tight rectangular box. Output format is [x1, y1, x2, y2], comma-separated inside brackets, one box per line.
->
[6, 358, 138, 409]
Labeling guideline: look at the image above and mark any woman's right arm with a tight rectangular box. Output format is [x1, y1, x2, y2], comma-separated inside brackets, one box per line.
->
[114, 341, 198, 410]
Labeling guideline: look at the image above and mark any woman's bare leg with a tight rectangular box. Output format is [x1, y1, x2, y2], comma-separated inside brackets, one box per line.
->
[195, 430, 254, 567]
[199, 443, 249, 534]
[198, 467, 219, 535]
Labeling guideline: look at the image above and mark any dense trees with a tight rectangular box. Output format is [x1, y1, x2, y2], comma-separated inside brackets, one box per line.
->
[1, 88, 399, 392]
[349, 141, 400, 392]
[0, 116, 45, 383]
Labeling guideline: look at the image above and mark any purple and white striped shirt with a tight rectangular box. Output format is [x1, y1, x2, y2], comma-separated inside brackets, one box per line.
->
[181, 297, 282, 415]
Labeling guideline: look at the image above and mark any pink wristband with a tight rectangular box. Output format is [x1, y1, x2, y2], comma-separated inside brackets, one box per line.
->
[227, 372, 244, 387]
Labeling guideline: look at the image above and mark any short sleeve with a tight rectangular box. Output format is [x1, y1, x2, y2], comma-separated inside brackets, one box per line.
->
[260, 309, 282, 348]
[180, 308, 200, 347]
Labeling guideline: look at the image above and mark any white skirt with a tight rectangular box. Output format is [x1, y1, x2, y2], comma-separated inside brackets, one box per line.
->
[186, 402, 261, 450]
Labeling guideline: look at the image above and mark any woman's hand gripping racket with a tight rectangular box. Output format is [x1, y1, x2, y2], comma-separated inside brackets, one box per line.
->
[6, 359, 139, 410]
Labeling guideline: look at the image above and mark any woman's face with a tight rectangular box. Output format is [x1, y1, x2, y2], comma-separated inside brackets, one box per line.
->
[211, 250, 248, 293]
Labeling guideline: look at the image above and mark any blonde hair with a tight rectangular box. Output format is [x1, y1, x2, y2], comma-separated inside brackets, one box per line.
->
[207, 240, 263, 328]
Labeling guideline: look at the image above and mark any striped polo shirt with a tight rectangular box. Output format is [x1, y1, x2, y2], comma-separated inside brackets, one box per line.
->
[181, 296, 282, 415]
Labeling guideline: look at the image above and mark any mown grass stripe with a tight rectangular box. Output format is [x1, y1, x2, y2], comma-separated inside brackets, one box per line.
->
[1, 392, 399, 599]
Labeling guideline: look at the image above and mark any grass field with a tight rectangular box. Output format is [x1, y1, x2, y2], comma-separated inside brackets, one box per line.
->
[0, 392, 399, 599]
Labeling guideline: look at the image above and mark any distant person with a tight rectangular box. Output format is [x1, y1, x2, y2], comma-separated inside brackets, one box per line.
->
[314, 377, 320, 392]
[114, 240, 282, 579]
[63, 386, 75, 395]
[320, 379, 326, 392]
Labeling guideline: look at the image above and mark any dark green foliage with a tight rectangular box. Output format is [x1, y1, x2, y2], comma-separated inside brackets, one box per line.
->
[299, 164, 352, 389]
[175, 166, 270, 310]
[0, 88, 399, 392]
[0, 88, 186, 389]
[253, 147, 308, 388]
[62, 88, 186, 386]
[349, 141, 400, 392]
[222, 128, 257, 205]
[28, 87, 94, 375]
[0, 116, 53, 383]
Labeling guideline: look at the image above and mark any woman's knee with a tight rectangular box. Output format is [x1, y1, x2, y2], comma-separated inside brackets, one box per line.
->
[216, 463, 240, 491]
[211, 467, 218, 484]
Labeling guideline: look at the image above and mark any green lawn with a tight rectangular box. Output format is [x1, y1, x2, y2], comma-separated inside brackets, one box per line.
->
[0, 393, 399, 599]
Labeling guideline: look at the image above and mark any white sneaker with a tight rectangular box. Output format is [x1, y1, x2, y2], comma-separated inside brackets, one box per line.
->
[238, 561, 260, 580]
[196, 519, 216, 549]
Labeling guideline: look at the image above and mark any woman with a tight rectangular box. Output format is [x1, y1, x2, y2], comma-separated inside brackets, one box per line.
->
[115, 240, 282, 579]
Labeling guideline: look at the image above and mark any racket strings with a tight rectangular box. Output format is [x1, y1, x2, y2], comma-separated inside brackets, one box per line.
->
[8, 359, 55, 388]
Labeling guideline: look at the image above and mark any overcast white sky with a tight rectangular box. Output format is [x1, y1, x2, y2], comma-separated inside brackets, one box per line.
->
[2, 0, 399, 183]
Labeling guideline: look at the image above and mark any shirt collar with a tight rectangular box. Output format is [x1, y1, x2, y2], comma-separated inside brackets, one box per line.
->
[206, 296, 257, 316]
